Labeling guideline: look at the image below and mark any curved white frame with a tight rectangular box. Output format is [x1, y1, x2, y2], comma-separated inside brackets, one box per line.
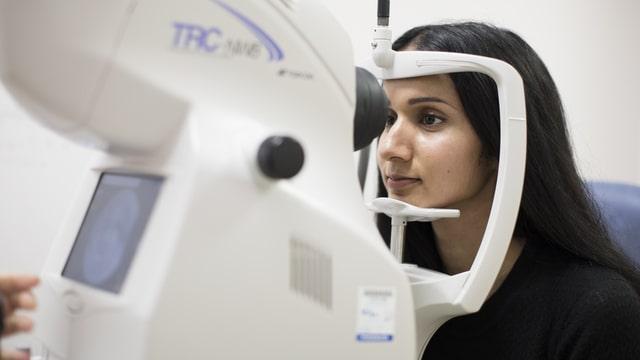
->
[366, 41, 527, 357]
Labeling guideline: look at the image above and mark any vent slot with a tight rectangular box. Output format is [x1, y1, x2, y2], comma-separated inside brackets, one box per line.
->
[290, 238, 332, 309]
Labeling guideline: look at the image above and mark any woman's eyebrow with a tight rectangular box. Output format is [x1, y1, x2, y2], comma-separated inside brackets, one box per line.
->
[407, 96, 460, 112]
[407, 96, 451, 106]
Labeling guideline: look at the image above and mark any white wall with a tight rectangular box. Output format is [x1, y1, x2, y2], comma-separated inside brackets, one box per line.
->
[0, 0, 4, 74]
[324, 0, 640, 184]
[0, 0, 638, 273]
[0, 86, 98, 273]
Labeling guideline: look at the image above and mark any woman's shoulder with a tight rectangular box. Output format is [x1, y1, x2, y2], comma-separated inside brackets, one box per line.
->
[535, 242, 636, 298]
[556, 260, 640, 319]
[549, 265, 640, 358]
[529, 243, 640, 358]
[526, 240, 637, 305]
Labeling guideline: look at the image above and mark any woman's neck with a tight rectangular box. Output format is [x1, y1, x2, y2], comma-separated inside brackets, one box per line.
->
[432, 199, 492, 275]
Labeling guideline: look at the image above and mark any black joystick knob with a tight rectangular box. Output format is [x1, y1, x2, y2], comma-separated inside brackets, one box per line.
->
[257, 136, 305, 179]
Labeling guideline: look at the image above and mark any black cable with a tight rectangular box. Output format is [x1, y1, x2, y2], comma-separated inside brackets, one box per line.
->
[377, 0, 390, 26]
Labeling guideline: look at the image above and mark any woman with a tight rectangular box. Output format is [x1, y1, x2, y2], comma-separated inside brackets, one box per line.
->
[376, 22, 640, 359]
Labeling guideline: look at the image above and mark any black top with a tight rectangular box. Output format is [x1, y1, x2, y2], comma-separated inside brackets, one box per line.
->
[423, 240, 640, 359]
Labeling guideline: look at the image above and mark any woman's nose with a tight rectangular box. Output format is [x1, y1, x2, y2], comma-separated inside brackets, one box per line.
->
[378, 118, 413, 162]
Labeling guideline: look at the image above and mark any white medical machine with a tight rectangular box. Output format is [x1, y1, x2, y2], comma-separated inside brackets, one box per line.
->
[0, 0, 526, 358]
[1, 0, 415, 358]
[364, 0, 527, 356]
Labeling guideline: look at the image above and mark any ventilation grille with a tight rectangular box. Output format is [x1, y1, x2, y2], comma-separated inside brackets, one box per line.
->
[290, 238, 332, 309]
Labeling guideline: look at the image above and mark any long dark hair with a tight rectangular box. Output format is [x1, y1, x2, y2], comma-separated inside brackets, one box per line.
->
[376, 22, 640, 294]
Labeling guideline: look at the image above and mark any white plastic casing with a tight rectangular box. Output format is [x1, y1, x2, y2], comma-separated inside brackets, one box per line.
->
[1, 1, 417, 359]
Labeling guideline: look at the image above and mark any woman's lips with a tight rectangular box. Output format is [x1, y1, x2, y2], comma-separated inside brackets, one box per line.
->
[386, 176, 421, 191]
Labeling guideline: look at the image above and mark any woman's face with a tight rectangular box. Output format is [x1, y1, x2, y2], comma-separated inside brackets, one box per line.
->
[377, 75, 497, 209]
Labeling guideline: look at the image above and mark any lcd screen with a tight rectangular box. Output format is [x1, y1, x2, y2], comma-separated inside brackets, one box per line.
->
[62, 172, 163, 293]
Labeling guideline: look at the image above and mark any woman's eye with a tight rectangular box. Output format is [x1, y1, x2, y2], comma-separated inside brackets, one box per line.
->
[385, 111, 397, 127]
[419, 113, 444, 126]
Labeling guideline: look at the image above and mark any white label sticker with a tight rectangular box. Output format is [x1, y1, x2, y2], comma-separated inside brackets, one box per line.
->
[356, 287, 396, 342]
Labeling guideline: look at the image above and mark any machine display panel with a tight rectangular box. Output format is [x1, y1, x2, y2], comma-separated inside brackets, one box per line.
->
[62, 172, 163, 293]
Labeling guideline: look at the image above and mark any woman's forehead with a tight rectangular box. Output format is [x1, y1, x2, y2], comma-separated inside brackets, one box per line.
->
[383, 75, 461, 107]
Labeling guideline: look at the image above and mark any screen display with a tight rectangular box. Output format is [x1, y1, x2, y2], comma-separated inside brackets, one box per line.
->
[62, 172, 163, 293]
